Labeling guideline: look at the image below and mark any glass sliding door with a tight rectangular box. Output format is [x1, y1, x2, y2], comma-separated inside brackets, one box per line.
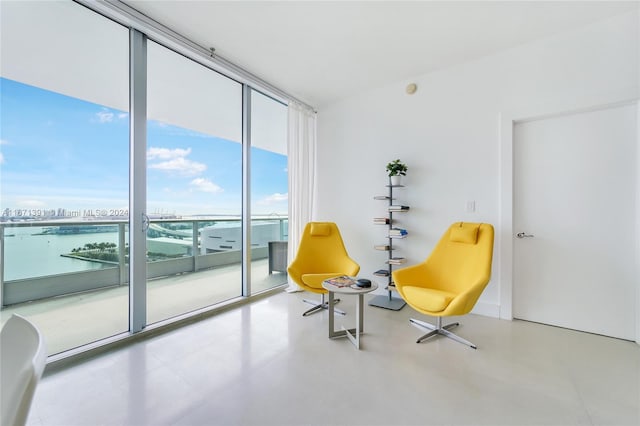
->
[0, 1, 130, 354]
[146, 42, 243, 323]
[0, 0, 292, 357]
[249, 90, 289, 293]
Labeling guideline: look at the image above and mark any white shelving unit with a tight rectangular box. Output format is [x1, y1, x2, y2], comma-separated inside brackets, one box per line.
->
[369, 181, 407, 311]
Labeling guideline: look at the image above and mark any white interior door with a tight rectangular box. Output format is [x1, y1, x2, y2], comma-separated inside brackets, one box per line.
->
[513, 103, 637, 340]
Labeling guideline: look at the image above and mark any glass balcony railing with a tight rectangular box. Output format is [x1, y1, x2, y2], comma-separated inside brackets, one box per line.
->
[0, 217, 288, 355]
[1, 217, 288, 305]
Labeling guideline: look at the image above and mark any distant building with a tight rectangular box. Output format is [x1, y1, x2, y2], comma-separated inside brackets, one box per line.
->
[200, 221, 283, 253]
[147, 237, 193, 257]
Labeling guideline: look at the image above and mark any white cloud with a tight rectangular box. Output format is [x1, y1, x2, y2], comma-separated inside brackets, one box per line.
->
[0, 139, 6, 164]
[17, 199, 47, 208]
[96, 110, 114, 123]
[147, 147, 191, 160]
[149, 157, 206, 176]
[258, 193, 288, 205]
[147, 147, 206, 176]
[190, 178, 223, 194]
[94, 108, 127, 123]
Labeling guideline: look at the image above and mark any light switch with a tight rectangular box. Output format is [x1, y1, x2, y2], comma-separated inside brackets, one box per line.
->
[466, 200, 476, 213]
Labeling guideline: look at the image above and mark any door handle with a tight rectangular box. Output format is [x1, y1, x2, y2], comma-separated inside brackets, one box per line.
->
[142, 213, 150, 232]
[516, 232, 534, 239]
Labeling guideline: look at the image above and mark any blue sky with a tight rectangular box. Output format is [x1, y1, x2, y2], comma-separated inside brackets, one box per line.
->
[0, 77, 288, 217]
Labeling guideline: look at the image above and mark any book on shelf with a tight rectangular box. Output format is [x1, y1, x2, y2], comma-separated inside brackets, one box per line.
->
[373, 269, 390, 277]
[374, 244, 391, 251]
[324, 275, 358, 288]
[389, 227, 408, 236]
[388, 205, 410, 212]
[387, 257, 407, 265]
[373, 217, 390, 225]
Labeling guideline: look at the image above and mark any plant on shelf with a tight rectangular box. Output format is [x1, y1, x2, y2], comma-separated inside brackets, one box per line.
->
[386, 159, 407, 185]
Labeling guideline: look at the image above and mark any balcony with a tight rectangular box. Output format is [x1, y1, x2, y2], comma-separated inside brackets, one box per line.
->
[0, 217, 289, 356]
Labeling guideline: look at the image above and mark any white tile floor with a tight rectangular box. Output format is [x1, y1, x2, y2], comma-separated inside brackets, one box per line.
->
[27, 290, 639, 426]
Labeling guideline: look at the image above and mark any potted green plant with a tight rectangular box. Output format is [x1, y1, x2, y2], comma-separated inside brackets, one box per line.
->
[386, 159, 407, 186]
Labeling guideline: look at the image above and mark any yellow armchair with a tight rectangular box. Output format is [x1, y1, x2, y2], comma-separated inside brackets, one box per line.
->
[393, 222, 494, 349]
[288, 222, 360, 316]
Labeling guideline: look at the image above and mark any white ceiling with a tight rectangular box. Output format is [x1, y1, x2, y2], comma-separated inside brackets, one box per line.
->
[124, 1, 639, 108]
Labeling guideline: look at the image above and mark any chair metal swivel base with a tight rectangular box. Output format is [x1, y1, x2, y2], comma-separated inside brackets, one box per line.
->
[409, 317, 477, 349]
[302, 293, 345, 316]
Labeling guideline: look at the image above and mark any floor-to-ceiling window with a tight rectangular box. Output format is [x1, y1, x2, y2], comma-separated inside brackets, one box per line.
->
[146, 41, 243, 323]
[249, 90, 289, 292]
[0, 0, 130, 354]
[0, 0, 289, 357]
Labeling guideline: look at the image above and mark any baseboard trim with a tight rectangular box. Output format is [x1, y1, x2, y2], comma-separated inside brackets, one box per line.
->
[471, 301, 500, 318]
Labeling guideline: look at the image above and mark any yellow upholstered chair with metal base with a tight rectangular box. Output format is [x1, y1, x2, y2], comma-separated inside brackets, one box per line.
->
[393, 222, 494, 349]
[288, 222, 360, 316]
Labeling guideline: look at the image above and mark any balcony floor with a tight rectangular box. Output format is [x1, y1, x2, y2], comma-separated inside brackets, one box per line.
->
[0, 258, 287, 355]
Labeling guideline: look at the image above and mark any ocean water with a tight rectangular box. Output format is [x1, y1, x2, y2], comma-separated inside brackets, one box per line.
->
[2, 220, 287, 281]
[3, 226, 121, 281]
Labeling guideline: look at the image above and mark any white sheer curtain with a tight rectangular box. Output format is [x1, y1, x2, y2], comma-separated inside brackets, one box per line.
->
[286, 102, 317, 292]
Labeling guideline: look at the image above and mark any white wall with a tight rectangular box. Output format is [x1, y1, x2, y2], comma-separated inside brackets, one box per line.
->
[316, 10, 639, 320]
[637, 7, 640, 343]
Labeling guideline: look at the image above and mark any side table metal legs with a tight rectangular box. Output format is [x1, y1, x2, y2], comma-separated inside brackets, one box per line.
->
[328, 291, 365, 349]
